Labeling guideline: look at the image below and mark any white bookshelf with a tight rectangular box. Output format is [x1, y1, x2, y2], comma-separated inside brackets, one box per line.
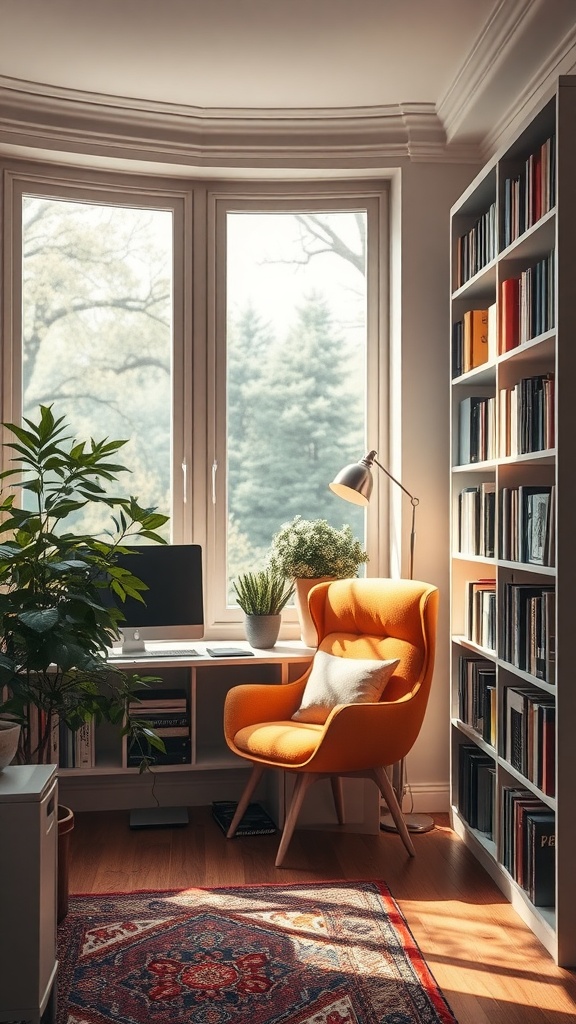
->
[449, 76, 576, 967]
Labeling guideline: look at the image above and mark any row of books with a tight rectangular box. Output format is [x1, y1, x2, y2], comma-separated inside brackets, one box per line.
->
[458, 395, 496, 465]
[451, 304, 497, 378]
[459, 373, 555, 467]
[499, 251, 555, 352]
[127, 687, 191, 767]
[499, 485, 555, 567]
[505, 685, 555, 796]
[502, 134, 556, 248]
[500, 583, 555, 683]
[465, 579, 496, 651]
[457, 656, 496, 746]
[19, 706, 96, 769]
[458, 748, 556, 906]
[58, 719, 95, 769]
[500, 785, 555, 907]
[456, 482, 555, 567]
[455, 200, 497, 288]
[458, 743, 495, 837]
[456, 482, 495, 558]
[498, 373, 555, 457]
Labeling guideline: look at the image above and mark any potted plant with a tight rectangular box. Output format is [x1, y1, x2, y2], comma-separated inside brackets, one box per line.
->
[268, 515, 368, 645]
[233, 566, 294, 648]
[0, 405, 169, 917]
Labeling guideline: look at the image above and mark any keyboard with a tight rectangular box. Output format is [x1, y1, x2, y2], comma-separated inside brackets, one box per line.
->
[108, 647, 200, 660]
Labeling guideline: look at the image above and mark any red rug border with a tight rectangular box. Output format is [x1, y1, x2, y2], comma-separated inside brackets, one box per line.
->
[65, 878, 456, 1024]
[68, 876, 392, 900]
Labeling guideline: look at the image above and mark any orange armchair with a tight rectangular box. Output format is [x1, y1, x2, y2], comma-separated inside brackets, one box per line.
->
[223, 577, 439, 866]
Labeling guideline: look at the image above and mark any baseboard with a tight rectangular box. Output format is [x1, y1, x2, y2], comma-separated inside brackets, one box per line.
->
[58, 768, 253, 813]
[398, 782, 450, 814]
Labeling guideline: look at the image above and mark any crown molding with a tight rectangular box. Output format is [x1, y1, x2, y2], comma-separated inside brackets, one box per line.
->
[0, 77, 479, 170]
[439, 0, 576, 146]
[481, 36, 576, 158]
[438, 0, 535, 140]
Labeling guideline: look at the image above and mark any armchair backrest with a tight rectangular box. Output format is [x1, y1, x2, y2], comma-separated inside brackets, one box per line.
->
[308, 577, 439, 706]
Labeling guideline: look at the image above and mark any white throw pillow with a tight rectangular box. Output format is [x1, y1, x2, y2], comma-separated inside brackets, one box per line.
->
[291, 650, 400, 725]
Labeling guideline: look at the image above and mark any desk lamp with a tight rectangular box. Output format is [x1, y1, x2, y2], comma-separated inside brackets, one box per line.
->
[329, 449, 434, 834]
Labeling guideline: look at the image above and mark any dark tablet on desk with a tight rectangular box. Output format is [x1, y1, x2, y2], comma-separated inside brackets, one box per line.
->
[206, 647, 255, 657]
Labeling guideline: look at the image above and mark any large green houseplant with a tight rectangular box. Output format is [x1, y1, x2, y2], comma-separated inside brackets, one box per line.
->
[268, 515, 368, 645]
[0, 405, 169, 768]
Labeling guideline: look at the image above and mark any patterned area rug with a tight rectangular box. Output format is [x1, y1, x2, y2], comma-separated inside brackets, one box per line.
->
[57, 880, 458, 1024]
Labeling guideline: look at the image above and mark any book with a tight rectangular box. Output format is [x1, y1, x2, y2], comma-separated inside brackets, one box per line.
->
[499, 277, 520, 352]
[129, 710, 190, 727]
[75, 720, 95, 769]
[527, 811, 555, 907]
[487, 301, 497, 362]
[211, 801, 277, 835]
[458, 396, 483, 465]
[127, 733, 191, 767]
[131, 688, 188, 707]
[519, 486, 552, 565]
[463, 308, 489, 372]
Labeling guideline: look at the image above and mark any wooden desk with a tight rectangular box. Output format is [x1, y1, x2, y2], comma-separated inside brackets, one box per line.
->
[58, 641, 315, 816]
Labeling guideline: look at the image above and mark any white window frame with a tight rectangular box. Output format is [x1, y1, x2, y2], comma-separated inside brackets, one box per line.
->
[205, 182, 390, 635]
[1, 167, 390, 639]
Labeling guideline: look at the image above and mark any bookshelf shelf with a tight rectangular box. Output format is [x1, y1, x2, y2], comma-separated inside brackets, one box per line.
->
[450, 76, 576, 966]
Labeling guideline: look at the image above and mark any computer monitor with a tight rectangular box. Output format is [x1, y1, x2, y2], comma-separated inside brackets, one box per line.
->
[106, 543, 204, 654]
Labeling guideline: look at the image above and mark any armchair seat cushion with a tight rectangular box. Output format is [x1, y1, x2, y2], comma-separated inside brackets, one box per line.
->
[234, 721, 323, 765]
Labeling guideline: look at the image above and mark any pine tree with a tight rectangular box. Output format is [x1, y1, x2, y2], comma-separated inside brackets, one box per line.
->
[230, 291, 364, 551]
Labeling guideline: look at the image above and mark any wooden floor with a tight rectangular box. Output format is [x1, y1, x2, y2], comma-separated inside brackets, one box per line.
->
[67, 808, 576, 1024]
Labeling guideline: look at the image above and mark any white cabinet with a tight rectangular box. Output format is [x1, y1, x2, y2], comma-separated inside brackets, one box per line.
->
[0, 764, 58, 1023]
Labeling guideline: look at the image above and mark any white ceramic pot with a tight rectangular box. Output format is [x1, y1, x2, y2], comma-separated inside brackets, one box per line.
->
[0, 720, 21, 771]
[293, 577, 335, 647]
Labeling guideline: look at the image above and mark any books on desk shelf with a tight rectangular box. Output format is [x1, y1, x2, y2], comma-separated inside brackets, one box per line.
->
[57, 717, 96, 769]
[126, 735, 191, 767]
[126, 686, 191, 766]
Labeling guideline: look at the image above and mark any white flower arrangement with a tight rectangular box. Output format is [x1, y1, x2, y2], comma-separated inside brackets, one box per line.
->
[268, 515, 368, 580]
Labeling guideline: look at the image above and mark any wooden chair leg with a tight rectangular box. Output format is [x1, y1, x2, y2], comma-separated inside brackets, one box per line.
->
[226, 763, 265, 838]
[372, 766, 416, 857]
[330, 775, 345, 824]
[275, 772, 316, 867]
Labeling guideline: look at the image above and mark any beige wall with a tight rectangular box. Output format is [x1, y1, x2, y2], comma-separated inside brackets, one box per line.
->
[392, 160, 481, 811]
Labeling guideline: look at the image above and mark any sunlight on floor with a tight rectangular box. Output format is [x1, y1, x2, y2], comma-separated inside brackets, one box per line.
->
[402, 900, 576, 1012]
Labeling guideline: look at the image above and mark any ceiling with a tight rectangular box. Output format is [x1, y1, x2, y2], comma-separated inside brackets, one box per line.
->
[0, 0, 494, 110]
[0, 0, 575, 173]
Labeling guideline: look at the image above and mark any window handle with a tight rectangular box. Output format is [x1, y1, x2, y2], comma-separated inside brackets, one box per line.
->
[212, 460, 218, 504]
[181, 461, 187, 503]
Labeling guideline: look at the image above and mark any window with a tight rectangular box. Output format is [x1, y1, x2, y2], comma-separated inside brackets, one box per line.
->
[20, 193, 174, 537]
[223, 207, 368, 599]
[3, 173, 389, 635]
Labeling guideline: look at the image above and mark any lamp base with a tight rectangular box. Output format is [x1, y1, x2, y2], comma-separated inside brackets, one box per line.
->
[380, 811, 435, 834]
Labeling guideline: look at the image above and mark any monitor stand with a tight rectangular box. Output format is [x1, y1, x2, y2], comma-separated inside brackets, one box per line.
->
[129, 806, 189, 829]
[120, 627, 146, 655]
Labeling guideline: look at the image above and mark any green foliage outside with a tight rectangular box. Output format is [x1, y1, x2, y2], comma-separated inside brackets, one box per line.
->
[19, 200, 368, 596]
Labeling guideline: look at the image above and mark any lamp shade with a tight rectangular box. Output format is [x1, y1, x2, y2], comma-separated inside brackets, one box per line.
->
[329, 458, 373, 505]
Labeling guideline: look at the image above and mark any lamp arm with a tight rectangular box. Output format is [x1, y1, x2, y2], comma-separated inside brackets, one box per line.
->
[367, 451, 419, 580]
[369, 452, 419, 507]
